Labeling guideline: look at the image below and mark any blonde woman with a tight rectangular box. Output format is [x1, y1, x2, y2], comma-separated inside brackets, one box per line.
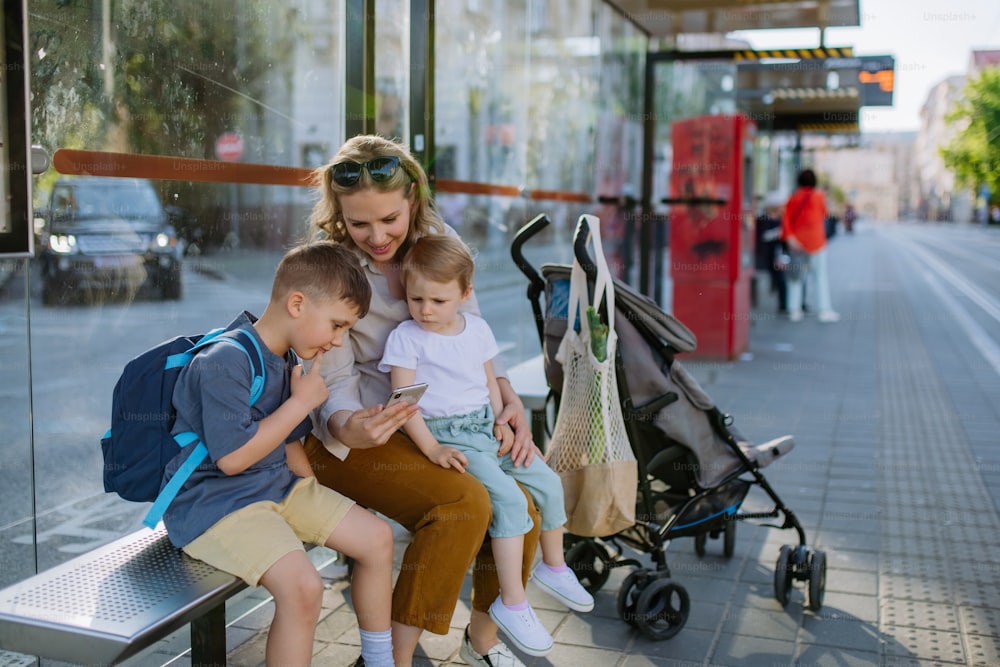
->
[304, 135, 541, 667]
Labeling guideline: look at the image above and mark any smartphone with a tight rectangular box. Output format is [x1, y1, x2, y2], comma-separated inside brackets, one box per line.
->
[385, 382, 428, 408]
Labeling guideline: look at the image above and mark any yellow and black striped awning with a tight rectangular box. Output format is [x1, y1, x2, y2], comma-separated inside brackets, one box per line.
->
[796, 122, 860, 133]
[734, 47, 854, 61]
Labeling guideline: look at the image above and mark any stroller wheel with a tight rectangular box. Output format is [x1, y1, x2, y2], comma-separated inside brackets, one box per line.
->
[565, 539, 612, 594]
[563, 532, 585, 550]
[635, 578, 689, 641]
[616, 570, 645, 627]
[723, 519, 736, 558]
[808, 549, 827, 611]
[693, 521, 737, 559]
[774, 545, 794, 607]
[693, 532, 707, 558]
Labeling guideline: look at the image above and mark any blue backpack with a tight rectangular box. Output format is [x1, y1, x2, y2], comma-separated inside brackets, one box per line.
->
[101, 327, 266, 529]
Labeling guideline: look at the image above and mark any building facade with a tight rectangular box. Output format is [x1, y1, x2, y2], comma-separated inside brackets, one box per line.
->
[914, 50, 1000, 223]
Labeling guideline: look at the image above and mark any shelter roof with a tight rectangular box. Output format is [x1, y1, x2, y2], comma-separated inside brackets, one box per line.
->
[609, 0, 860, 36]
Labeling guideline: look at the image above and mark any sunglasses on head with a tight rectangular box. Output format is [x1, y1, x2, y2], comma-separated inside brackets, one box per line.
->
[330, 156, 403, 186]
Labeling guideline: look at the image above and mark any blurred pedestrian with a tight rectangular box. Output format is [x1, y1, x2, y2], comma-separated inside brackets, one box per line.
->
[781, 169, 840, 323]
[754, 192, 788, 314]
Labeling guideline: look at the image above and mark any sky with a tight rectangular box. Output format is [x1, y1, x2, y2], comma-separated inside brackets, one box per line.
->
[730, 0, 1000, 133]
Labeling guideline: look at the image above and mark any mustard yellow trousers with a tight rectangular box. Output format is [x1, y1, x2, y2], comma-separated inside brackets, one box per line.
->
[304, 432, 541, 634]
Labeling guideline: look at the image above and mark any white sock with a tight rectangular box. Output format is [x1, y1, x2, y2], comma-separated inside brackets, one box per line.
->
[359, 628, 394, 667]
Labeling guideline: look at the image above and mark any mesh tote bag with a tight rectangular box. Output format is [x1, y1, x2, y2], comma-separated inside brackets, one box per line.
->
[546, 214, 637, 537]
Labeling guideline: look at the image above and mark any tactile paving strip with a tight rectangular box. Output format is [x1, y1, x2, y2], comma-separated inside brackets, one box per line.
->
[879, 598, 960, 633]
[878, 571, 951, 603]
[963, 633, 1000, 667]
[958, 605, 1000, 637]
[959, 608, 1000, 667]
[881, 625, 966, 665]
[874, 255, 1000, 665]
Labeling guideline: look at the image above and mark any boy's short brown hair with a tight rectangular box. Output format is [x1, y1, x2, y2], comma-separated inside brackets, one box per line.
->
[271, 241, 371, 317]
[400, 234, 475, 293]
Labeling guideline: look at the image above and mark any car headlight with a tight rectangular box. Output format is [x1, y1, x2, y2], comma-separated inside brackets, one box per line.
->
[150, 232, 177, 252]
[48, 234, 77, 254]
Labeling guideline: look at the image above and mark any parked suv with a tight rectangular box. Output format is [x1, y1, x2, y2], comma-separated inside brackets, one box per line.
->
[39, 177, 182, 304]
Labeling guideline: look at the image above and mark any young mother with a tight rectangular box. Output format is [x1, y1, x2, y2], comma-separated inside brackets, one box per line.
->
[303, 134, 542, 667]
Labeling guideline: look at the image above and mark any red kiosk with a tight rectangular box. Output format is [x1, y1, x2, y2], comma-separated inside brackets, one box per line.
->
[668, 114, 756, 360]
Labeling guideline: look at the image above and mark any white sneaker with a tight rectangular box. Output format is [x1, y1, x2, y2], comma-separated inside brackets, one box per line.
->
[818, 310, 841, 323]
[531, 564, 595, 612]
[788, 310, 804, 322]
[459, 626, 526, 667]
[488, 596, 553, 657]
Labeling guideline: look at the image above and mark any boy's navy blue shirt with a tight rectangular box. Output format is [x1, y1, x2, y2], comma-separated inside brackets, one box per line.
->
[162, 312, 312, 547]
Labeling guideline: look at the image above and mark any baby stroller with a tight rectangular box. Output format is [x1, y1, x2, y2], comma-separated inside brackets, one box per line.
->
[510, 214, 827, 640]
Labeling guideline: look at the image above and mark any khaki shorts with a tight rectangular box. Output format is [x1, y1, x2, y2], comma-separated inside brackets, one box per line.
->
[182, 476, 354, 586]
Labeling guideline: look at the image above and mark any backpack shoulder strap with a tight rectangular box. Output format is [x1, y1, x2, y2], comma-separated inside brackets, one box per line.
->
[142, 327, 268, 529]
[143, 438, 208, 529]
[215, 329, 267, 405]
[189, 327, 267, 405]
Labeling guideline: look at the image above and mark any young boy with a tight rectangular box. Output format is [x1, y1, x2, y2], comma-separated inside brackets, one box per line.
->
[162, 241, 396, 667]
[378, 235, 593, 658]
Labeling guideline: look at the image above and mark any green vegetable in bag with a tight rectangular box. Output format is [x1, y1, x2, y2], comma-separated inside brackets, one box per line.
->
[586, 305, 608, 462]
[586, 306, 608, 361]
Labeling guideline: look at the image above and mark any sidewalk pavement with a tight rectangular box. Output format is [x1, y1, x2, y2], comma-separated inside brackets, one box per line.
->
[131, 222, 1000, 667]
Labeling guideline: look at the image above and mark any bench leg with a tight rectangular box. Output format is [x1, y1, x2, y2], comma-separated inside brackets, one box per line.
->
[190, 603, 227, 667]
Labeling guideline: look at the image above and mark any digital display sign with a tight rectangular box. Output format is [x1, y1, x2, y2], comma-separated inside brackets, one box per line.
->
[858, 55, 895, 107]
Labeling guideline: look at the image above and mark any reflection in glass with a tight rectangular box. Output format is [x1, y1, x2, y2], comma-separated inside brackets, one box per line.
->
[30, 0, 345, 253]
[0, 258, 36, 586]
[24, 1, 347, 570]
[375, 0, 410, 143]
[434, 2, 644, 249]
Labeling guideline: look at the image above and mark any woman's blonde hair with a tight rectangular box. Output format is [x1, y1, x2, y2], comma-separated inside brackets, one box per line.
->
[309, 135, 444, 251]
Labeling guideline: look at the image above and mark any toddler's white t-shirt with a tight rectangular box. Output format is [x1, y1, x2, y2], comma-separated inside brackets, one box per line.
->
[379, 314, 499, 417]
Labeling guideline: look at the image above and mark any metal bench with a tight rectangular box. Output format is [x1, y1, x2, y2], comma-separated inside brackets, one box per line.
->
[0, 526, 246, 666]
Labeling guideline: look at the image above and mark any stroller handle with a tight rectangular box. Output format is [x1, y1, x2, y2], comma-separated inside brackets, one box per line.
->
[573, 216, 599, 284]
[511, 214, 551, 343]
[511, 213, 550, 288]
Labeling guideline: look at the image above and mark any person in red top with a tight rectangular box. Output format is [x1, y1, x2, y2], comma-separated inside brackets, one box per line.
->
[781, 169, 840, 323]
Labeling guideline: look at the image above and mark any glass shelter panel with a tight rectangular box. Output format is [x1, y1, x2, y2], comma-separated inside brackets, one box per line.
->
[375, 0, 410, 143]
[22, 0, 347, 573]
[0, 263, 33, 589]
[433, 0, 645, 292]
[1, 0, 37, 590]
[6, 0, 648, 589]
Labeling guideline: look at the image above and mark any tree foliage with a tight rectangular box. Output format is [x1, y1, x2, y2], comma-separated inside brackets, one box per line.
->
[28, 0, 299, 245]
[941, 67, 1000, 203]
[29, 0, 291, 159]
